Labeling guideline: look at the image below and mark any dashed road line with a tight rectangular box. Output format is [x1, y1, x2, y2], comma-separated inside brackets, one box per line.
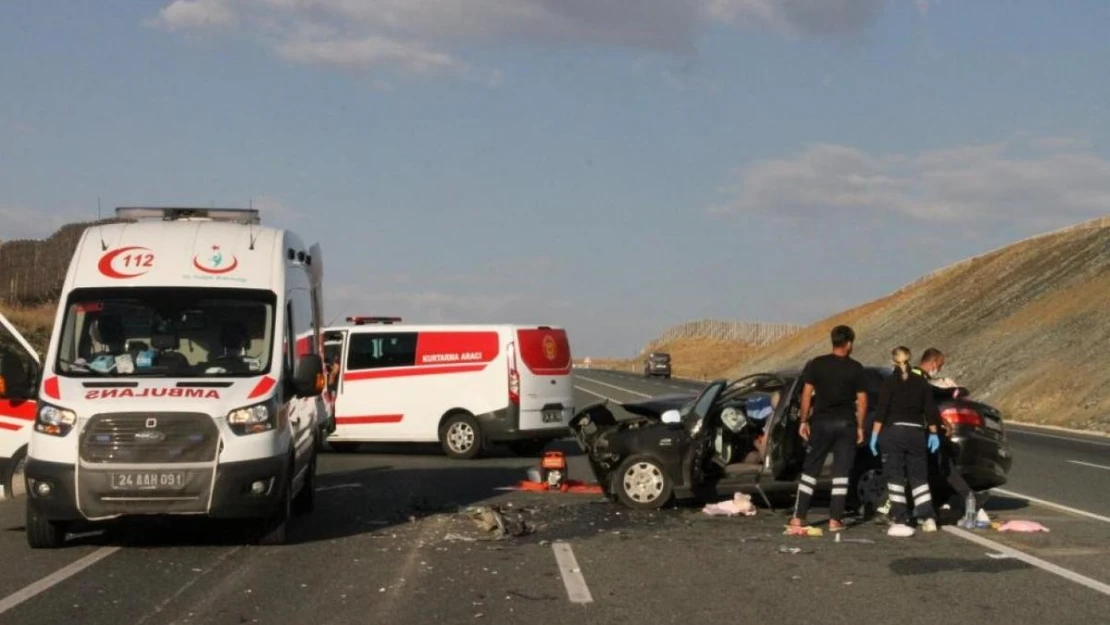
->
[574, 377, 651, 398]
[943, 526, 1110, 597]
[992, 488, 1110, 525]
[574, 386, 616, 401]
[1067, 460, 1110, 471]
[0, 546, 121, 616]
[552, 542, 593, 604]
[1007, 429, 1110, 448]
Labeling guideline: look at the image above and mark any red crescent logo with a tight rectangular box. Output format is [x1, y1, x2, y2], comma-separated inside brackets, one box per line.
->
[98, 246, 153, 279]
[542, 335, 558, 361]
[193, 255, 239, 274]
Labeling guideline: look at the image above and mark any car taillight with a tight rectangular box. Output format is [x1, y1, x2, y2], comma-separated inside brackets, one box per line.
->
[508, 342, 520, 405]
[942, 407, 983, 428]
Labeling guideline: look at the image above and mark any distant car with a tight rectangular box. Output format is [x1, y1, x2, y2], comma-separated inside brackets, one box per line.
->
[643, 352, 671, 378]
[569, 367, 1012, 511]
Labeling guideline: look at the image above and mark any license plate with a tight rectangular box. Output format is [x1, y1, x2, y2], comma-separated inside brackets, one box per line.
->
[542, 410, 563, 424]
[110, 472, 186, 490]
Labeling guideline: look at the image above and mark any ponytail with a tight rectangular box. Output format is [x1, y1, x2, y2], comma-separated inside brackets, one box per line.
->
[892, 346, 911, 381]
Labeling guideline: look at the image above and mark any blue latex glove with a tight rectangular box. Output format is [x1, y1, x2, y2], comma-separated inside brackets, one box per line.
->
[927, 433, 940, 454]
[869, 432, 879, 456]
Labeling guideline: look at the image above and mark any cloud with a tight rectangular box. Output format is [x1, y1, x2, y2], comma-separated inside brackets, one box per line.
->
[915, 0, 930, 17]
[705, 0, 885, 37]
[152, 0, 884, 79]
[0, 207, 85, 241]
[708, 136, 1110, 227]
[324, 284, 570, 326]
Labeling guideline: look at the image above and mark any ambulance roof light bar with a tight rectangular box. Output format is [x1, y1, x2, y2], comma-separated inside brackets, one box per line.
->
[115, 207, 262, 225]
[347, 316, 403, 326]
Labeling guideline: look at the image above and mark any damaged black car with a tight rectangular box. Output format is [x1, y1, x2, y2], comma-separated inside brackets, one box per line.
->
[569, 369, 1012, 512]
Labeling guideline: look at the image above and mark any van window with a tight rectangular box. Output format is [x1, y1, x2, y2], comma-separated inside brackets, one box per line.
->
[346, 332, 418, 370]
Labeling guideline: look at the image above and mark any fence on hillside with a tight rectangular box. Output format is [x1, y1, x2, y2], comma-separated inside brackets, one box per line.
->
[0, 220, 119, 306]
[642, 319, 802, 354]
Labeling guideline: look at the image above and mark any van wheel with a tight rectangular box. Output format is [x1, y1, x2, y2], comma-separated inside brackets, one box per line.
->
[26, 505, 67, 549]
[257, 468, 293, 546]
[615, 455, 673, 510]
[4, 448, 26, 499]
[292, 454, 316, 516]
[441, 412, 483, 460]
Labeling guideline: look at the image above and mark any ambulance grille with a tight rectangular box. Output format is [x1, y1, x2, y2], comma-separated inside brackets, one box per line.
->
[79, 412, 220, 464]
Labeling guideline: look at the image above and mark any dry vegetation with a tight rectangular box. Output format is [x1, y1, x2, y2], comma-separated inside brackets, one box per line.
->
[576, 337, 757, 380]
[0, 302, 55, 355]
[726, 216, 1110, 432]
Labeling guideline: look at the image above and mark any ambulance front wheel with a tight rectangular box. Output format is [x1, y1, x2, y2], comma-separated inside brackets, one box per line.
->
[441, 412, 484, 460]
[26, 504, 68, 549]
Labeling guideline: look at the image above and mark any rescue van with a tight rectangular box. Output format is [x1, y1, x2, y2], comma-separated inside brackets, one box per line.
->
[0, 311, 41, 500]
[9, 207, 327, 549]
[324, 318, 574, 459]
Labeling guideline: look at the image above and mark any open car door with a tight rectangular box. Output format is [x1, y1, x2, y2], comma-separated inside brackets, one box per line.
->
[0, 311, 42, 498]
[763, 375, 805, 481]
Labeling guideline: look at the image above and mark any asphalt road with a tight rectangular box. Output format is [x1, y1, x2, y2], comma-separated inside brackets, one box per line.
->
[0, 370, 1104, 624]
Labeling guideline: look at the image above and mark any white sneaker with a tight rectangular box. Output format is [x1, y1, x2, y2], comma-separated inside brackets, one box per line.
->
[888, 524, 915, 538]
[921, 519, 938, 533]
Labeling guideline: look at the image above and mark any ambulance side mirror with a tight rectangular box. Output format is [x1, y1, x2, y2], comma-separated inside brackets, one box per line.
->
[0, 355, 32, 400]
[291, 354, 324, 398]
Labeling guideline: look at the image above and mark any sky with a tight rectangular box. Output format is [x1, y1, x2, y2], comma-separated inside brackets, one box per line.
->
[1, 0, 1108, 358]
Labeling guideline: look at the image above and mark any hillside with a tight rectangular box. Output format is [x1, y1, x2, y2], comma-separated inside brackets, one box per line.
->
[727, 216, 1110, 432]
[576, 319, 800, 380]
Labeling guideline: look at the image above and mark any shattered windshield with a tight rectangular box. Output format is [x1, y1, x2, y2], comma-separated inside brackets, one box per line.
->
[54, 287, 276, 378]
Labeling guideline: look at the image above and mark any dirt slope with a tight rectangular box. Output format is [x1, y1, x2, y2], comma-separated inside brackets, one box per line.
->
[577, 337, 757, 380]
[727, 216, 1110, 431]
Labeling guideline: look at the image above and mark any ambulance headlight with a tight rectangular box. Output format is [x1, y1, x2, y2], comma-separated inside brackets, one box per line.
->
[35, 404, 77, 437]
[227, 400, 276, 435]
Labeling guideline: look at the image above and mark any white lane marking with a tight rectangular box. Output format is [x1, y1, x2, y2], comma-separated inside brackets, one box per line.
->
[552, 542, 593, 603]
[1067, 460, 1110, 471]
[943, 526, 1110, 597]
[134, 547, 242, 625]
[992, 488, 1110, 525]
[1007, 429, 1110, 448]
[573, 377, 650, 397]
[316, 483, 362, 492]
[575, 386, 616, 401]
[0, 546, 121, 616]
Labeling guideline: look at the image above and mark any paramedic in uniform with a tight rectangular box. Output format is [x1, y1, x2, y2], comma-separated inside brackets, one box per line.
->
[870, 346, 942, 537]
[789, 325, 868, 533]
[914, 347, 981, 528]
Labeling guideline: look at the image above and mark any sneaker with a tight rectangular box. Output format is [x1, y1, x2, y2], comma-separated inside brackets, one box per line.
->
[888, 524, 915, 537]
[921, 519, 938, 533]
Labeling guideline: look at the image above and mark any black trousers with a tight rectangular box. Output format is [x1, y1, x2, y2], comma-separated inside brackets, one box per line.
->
[793, 416, 857, 522]
[880, 424, 936, 524]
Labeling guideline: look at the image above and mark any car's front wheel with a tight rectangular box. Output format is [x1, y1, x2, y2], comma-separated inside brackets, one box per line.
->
[615, 455, 673, 510]
[851, 466, 887, 515]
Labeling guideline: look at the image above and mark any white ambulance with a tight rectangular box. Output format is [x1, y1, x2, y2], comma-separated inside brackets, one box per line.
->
[0, 311, 41, 500]
[324, 317, 575, 459]
[9, 207, 327, 549]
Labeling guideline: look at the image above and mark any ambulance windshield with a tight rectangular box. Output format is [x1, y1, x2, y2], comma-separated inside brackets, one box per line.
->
[54, 287, 277, 378]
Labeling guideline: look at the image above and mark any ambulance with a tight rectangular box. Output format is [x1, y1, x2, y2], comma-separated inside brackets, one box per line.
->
[324, 317, 575, 459]
[0, 311, 41, 500]
[9, 207, 327, 549]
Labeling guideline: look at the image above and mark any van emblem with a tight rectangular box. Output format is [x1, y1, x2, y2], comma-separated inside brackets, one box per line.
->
[98, 246, 155, 279]
[193, 245, 239, 275]
[542, 335, 558, 361]
[135, 430, 165, 443]
[145, 418, 157, 428]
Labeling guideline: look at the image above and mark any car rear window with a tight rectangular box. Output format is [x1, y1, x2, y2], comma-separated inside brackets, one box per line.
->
[516, 328, 571, 375]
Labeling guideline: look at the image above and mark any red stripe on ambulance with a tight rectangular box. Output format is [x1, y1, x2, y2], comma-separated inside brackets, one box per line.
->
[336, 414, 404, 425]
[344, 364, 487, 382]
[0, 421, 23, 431]
[1, 400, 37, 421]
[415, 331, 500, 365]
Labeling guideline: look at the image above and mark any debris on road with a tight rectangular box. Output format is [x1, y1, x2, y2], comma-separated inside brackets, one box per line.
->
[701, 493, 757, 517]
[997, 520, 1050, 533]
[784, 525, 824, 537]
[465, 505, 535, 539]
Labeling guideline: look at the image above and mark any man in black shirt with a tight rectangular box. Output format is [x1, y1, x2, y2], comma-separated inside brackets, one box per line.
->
[789, 325, 867, 532]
